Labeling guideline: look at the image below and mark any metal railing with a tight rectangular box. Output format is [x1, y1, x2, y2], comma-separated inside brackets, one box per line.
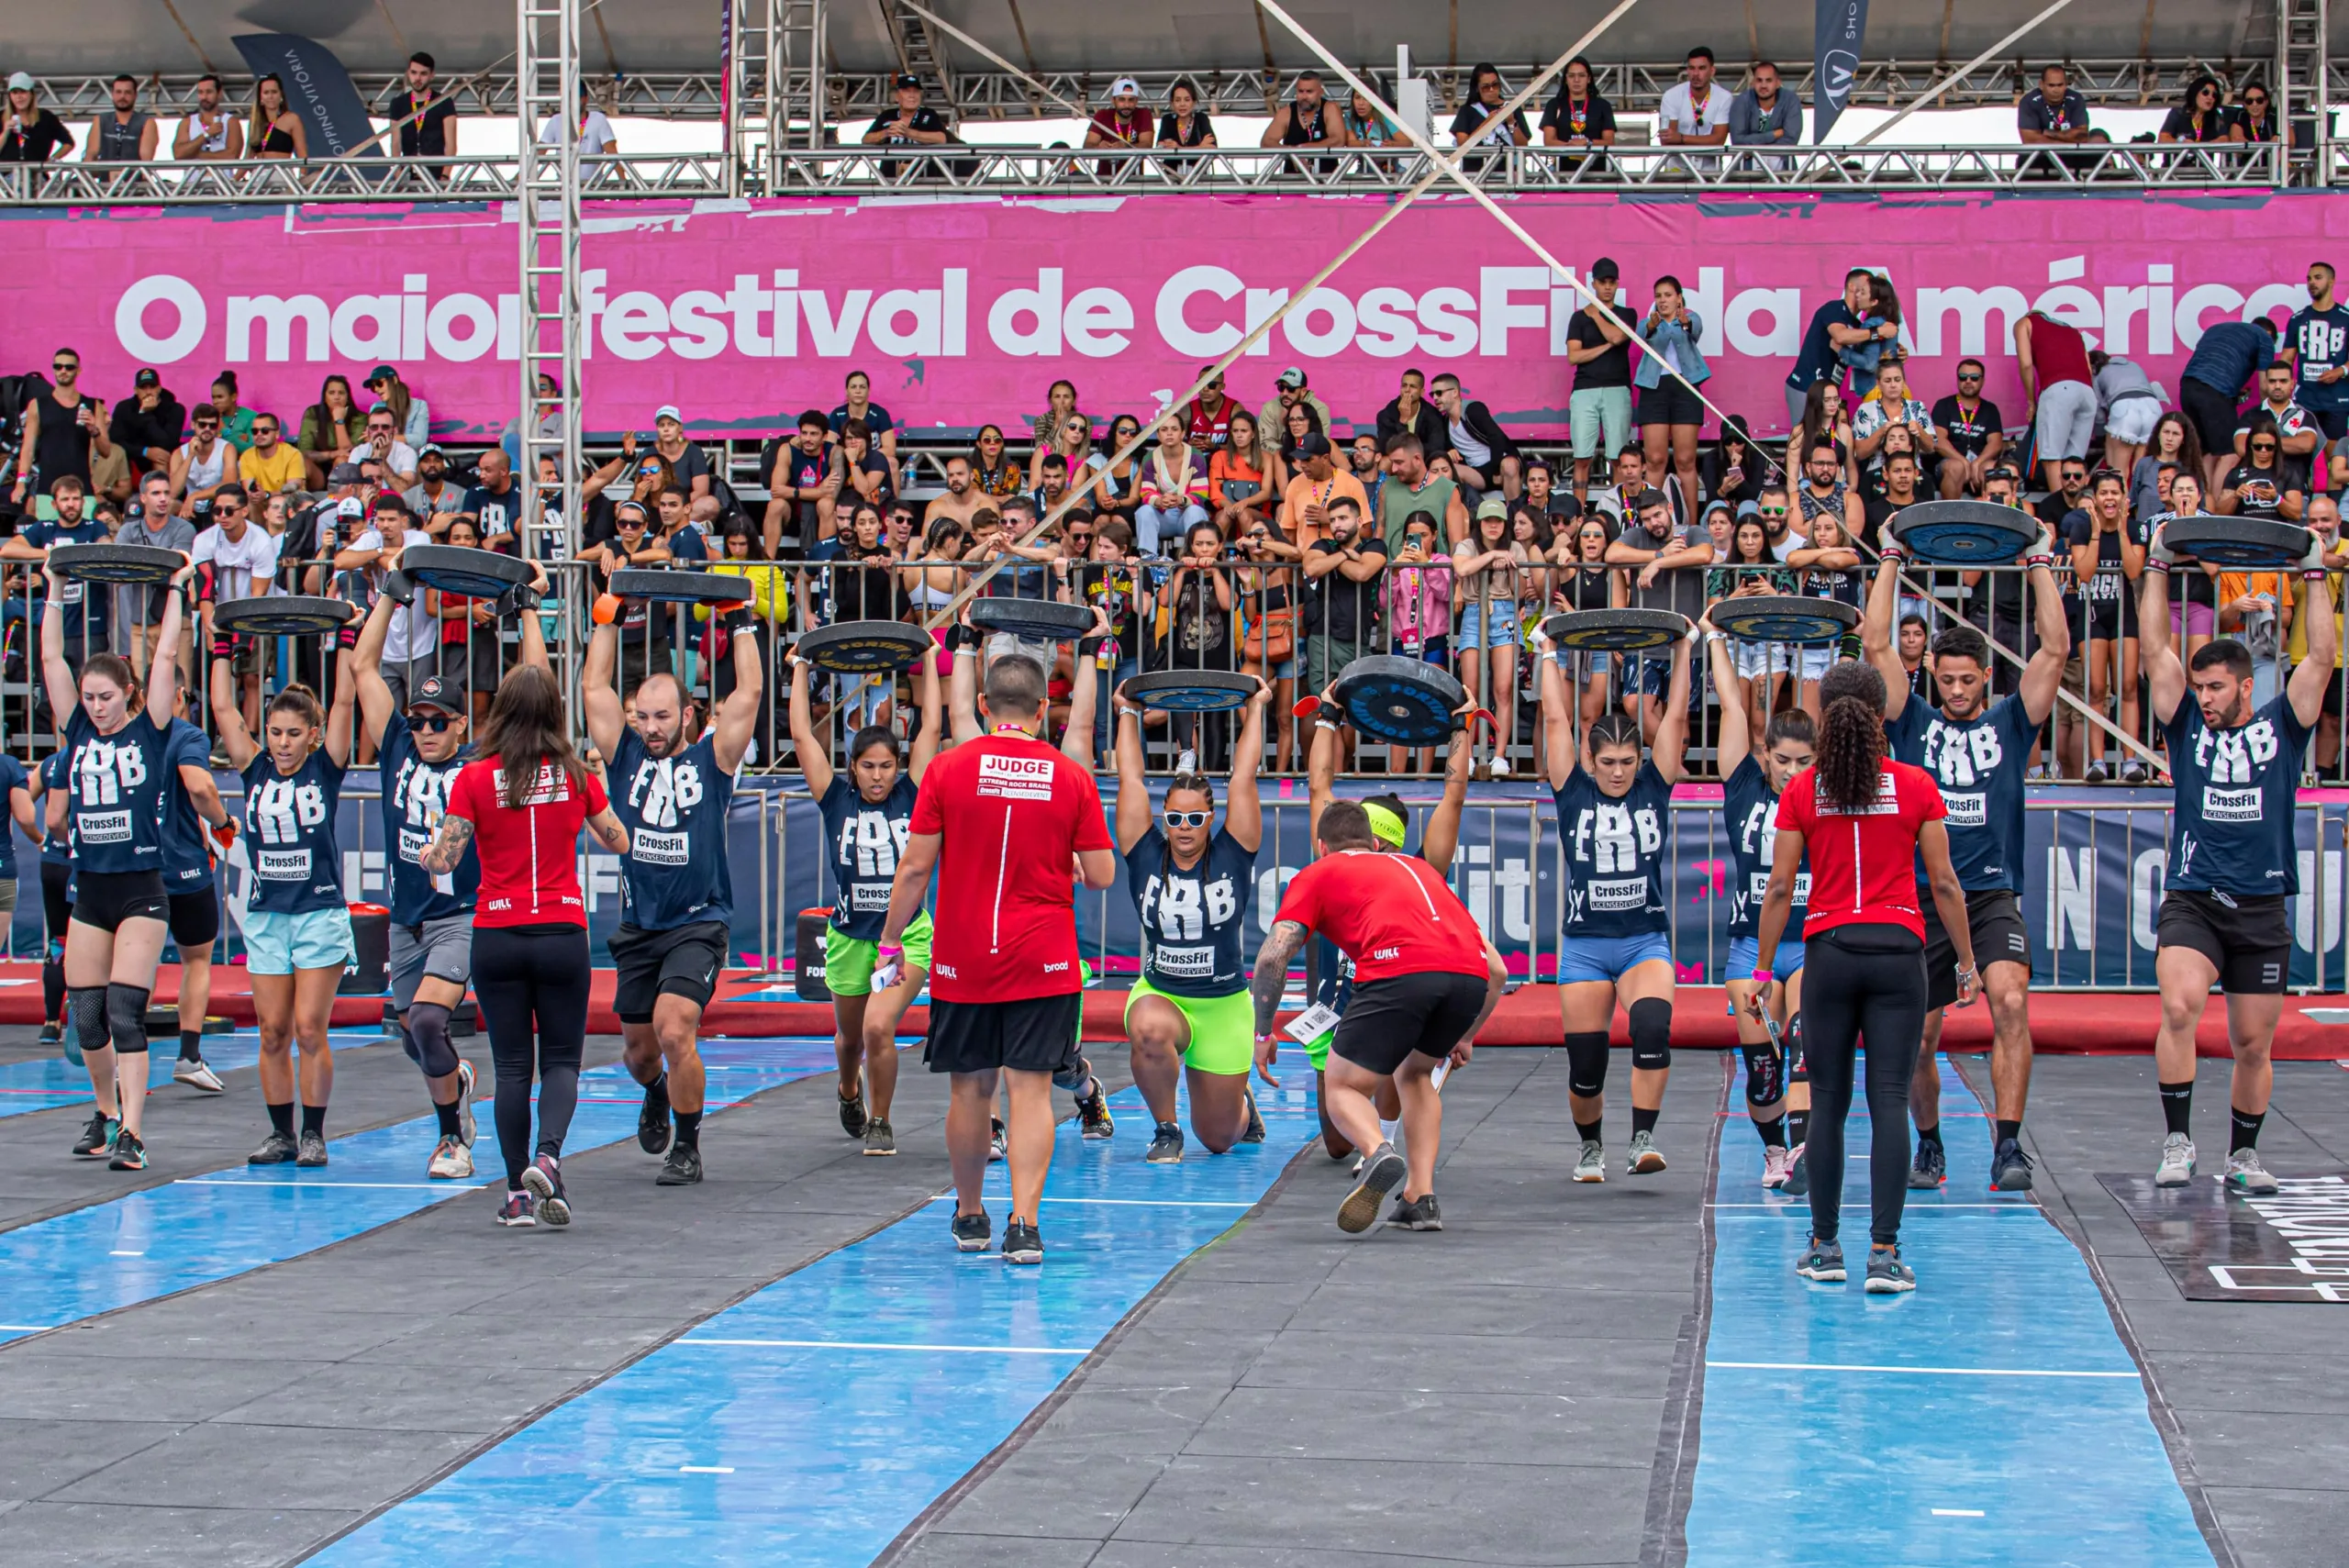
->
[0, 152, 730, 206]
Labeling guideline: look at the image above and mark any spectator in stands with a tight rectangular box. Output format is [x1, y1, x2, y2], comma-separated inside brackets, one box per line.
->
[647, 402, 713, 500]
[208, 372, 256, 451]
[402, 443, 465, 527]
[1785, 268, 1887, 435]
[1430, 373, 1520, 499]
[238, 412, 303, 496]
[174, 73, 243, 161]
[1632, 276, 1709, 519]
[864, 73, 950, 150]
[168, 404, 230, 516]
[12, 347, 108, 501]
[2087, 349, 2158, 478]
[249, 74, 306, 161]
[2018, 62, 2093, 156]
[363, 367, 430, 450]
[2133, 412, 2202, 521]
[1156, 78, 1217, 149]
[1539, 56, 1616, 157]
[1375, 367, 1446, 460]
[2059, 469, 2142, 778]
[0, 73, 74, 163]
[1341, 83, 1400, 150]
[1096, 414, 1146, 518]
[1449, 63, 1529, 149]
[2288, 261, 2349, 442]
[1186, 369, 1236, 450]
[108, 369, 183, 482]
[1566, 259, 1638, 504]
[1348, 433, 1386, 517]
[2219, 417, 2303, 520]
[1260, 368, 1332, 450]
[2177, 314, 2278, 495]
[1852, 359, 1932, 477]
[1793, 381, 1855, 492]
[1264, 70, 1346, 156]
[295, 373, 364, 490]
[1608, 486, 1714, 734]
[1028, 378, 1078, 447]
[1728, 60, 1801, 168]
[763, 409, 834, 552]
[85, 73, 157, 162]
[1703, 417, 1767, 512]
[2013, 306, 2096, 492]
[118, 470, 195, 673]
[1086, 79, 1152, 150]
[1656, 46, 1731, 157]
[1279, 431, 1366, 551]
[1209, 410, 1276, 538]
[2288, 493, 2345, 770]
[2235, 362, 2320, 470]
[382, 52, 458, 169]
[1378, 434, 1469, 553]
[1929, 358, 2006, 497]
[831, 420, 894, 514]
[1303, 494, 1384, 695]
[1521, 457, 1580, 528]
[1032, 407, 1105, 504]
[972, 423, 1022, 499]
[1794, 439, 1864, 560]
[2159, 76, 2231, 144]
[1835, 274, 1900, 400]
[540, 97, 618, 155]
[2230, 84, 2278, 144]
[1137, 414, 1210, 554]
[357, 402, 418, 489]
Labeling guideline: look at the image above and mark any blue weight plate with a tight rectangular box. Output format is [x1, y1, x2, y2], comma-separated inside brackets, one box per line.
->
[1543, 608, 1687, 651]
[1887, 501, 2039, 564]
[1128, 670, 1257, 712]
[1331, 654, 1466, 745]
[1711, 595, 1861, 646]
[48, 543, 184, 584]
[2159, 516, 2309, 569]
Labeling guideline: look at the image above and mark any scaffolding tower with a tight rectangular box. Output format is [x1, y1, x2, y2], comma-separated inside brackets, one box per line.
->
[518, 0, 586, 564]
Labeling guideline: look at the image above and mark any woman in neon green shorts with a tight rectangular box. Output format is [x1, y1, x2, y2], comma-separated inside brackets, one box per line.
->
[1110, 674, 1271, 1162]
[789, 647, 943, 1155]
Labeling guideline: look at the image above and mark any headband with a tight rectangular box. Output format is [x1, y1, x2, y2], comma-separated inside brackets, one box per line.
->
[1363, 802, 1407, 849]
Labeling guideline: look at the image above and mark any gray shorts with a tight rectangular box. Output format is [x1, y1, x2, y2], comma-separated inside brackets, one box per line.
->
[380, 659, 432, 714]
[985, 631, 1056, 670]
[389, 913, 473, 1011]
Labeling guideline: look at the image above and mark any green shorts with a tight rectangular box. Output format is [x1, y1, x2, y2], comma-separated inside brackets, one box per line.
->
[824, 911, 933, 998]
[1125, 977, 1254, 1077]
[1305, 1026, 1334, 1073]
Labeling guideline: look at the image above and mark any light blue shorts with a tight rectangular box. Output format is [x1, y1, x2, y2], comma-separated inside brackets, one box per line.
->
[245, 906, 357, 977]
[1455, 601, 1520, 651]
[1557, 930, 1673, 985]
[1727, 935, 1807, 987]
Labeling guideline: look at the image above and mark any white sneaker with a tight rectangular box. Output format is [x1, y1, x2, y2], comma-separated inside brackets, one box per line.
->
[427, 1135, 474, 1180]
[173, 1057, 225, 1093]
[1488, 756, 1509, 777]
[1572, 1139, 1606, 1184]
[1761, 1144, 1791, 1189]
[2224, 1148, 2280, 1195]
[2154, 1132, 2198, 1188]
[454, 1059, 478, 1147]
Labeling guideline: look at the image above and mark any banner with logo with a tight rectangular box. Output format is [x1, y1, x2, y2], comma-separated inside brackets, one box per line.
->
[6, 187, 2340, 440]
[229, 34, 382, 165]
[1812, 0, 1867, 143]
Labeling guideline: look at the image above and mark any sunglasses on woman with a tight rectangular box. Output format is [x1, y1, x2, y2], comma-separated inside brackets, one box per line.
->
[1163, 809, 1210, 828]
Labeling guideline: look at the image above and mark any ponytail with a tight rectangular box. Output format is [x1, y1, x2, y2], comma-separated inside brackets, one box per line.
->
[1813, 660, 1887, 809]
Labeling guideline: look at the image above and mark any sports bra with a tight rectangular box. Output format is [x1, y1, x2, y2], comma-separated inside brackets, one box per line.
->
[257, 122, 296, 155]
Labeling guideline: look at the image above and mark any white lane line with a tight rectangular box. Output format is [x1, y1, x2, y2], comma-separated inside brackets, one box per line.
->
[175, 1179, 493, 1190]
[924, 1194, 1255, 1209]
[0, 1324, 56, 1332]
[679, 1338, 1090, 1356]
[1932, 1508, 1987, 1518]
[108, 1250, 143, 1257]
[678, 1465, 735, 1474]
[1708, 1360, 2137, 1379]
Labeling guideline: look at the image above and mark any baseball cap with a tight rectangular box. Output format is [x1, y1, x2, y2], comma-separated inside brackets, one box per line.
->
[892, 72, 921, 90]
[418, 441, 445, 458]
[1475, 495, 1508, 520]
[1275, 367, 1306, 389]
[1589, 257, 1620, 282]
[364, 365, 397, 384]
[652, 404, 683, 425]
[336, 496, 365, 519]
[328, 461, 366, 485]
[407, 675, 462, 715]
[1110, 76, 1141, 97]
[1293, 431, 1332, 459]
[134, 368, 160, 388]
[6, 72, 33, 94]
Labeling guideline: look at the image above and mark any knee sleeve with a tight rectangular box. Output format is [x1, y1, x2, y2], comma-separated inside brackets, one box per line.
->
[106, 984, 151, 1056]
[1787, 1012, 1808, 1084]
[406, 1002, 461, 1080]
[1629, 997, 1672, 1073]
[68, 985, 109, 1055]
[1564, 1031, 1610, 1099]
[1742, 1042, 1786, 1107]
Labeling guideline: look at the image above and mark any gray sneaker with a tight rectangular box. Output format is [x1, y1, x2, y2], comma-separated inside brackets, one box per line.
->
[1796, 1237, 1846, 1282]
[1387, 1193, 1442, 1231]
[1338, 1141, 1407, 1233]
[2154, 1132, 2198, 1188]
[2224, 1148, 2280, 1195]
[1626, 1129, 1666, 1174]
[1572, 1139, 1606, 1184]
[1865, 1246, 1918, 1294]
[863, 1118, 896, 1156]
[1909, 1138, 1946, 1189]
[295, 1130, 329, 1167]
[1145, 1121, 1184, 1163]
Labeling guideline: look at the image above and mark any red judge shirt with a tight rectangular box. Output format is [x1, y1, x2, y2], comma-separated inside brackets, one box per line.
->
[909, 732, 1112, 1003]
[445, 756, 608, 928]
[1274, 849, 1487, 983]
[1772, 760, 1946, 940]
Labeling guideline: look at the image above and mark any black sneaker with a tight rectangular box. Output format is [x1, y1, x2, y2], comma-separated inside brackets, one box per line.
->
[1991, 1137, 2035, 1193]
[1145, 1121, 1184, 1163]
[295, 1130, 329, 1167]
[838, 1083, 870, 1140]
[520, 1154, 570, 1227]
[248, 1130, 299, 1165]
[1387, 1193, 1442, 1231]
[863, 1118, 896, 1156]
[1909, 1138, 1946, 1189]
[1241, 1090, 1265, 1144]
[39, 1021, 61, 1050]
[951, 1207, 991, 1252]
[2084, 761, 2111, 784]
[72, 1111, 120, 1160]
[637, 1081, 672, 1154]
[108, 1129, 149, 1172]
[657, 1142, 703, 1185]
[1076, 1085, 1115, 1140]
[1338, 1141, 1407, 1233]
[2120, 760, 2151, 785]
[1001, 1219, 1044, 1264]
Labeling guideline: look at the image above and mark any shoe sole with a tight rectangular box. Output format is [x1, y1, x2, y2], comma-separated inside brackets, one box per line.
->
[1146, 1148, 1184, 1164]
[863, 1141, 896, 1157]
[1573, 1166, 1606, 1184]
[1992, 1169, 2034, 1192]
[174, 1072, 224, 1093]
[296, 1154, 329, 1168]
[1908, 1173, 1945, 1190]
[2226, 1175, 2280, 1195]
[428, 1160, 473, 1179]
[953, 1229, 990, 1253]
[495, 1211, 537, 1228]
[1338, 1151, 1407, 1233]
[1865, 1275, 1917, 1294]
[1388, 1212, 1443, 1231]
[1797, 1264, 1847, 1283]
[2153, 1167, 2196, 1188]
[1630, 1154, 1666, 1175]
[520, 1165, 571, 1227]
[248, 1151, 296, 1165]
[109, 1156, 148, 1172]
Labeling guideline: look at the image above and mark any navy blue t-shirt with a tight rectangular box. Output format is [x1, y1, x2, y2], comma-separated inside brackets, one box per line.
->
[2183, 319, 2277, 398]
[1886, 694, 2038, 893]
[819, 773, 916, 941]
[2288, 303, 2349, 415]
[26, 519, 116, 648]
[37, 751, 70, 868]
[378, 712, 479, 925]
[1554, 761, 1673, 939]
[0, 751, 27, 882]
[1788, 298, 1865, 391]
[1125, 824, 1256, 998]
[2165, 695, 2313, 897]
[62, 706, 173, 874]
[609, 728, 737, 930]
[1723, 755, 1807, 942]
[242, 751, 347, 915]
[159, 717, 216, 890]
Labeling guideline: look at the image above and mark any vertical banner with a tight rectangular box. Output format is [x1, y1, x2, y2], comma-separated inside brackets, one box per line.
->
[1811, 0, 1867, 143]
[718, 0, 734, 141]
[230, 34, 381, 165]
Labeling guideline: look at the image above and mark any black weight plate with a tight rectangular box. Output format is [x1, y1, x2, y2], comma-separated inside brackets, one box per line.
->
[399, 544, 533, 600]
[796, 619, 930, 674]
[1330, 655, 1467, 745]
[1128, 669, 1258, 713]
[48, 543, 184, 584]
[969, 597, 1095, 642]
[1710, 595, 1862, 646]
[1543, 608, 1689, 652]
[2159, 516, 2310, 570]
[212, 595, 356, 638]
[610, 568, 754, 606]
[1887, 500, 2041, 564]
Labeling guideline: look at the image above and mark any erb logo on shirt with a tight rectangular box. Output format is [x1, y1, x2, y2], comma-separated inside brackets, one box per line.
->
[624, 755, 704, 829]
[977, 752, 1054, 801]
[2195, 719, 2278, 784]
[1921, 717, 2003, 788]
[1572, 801, 1662, 872]
[75, 738, 148, 805]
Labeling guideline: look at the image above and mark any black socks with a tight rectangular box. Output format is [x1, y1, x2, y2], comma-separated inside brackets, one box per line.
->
[301, 1104, 327, 1138]
[2229, 1107, 2266, 1154]
[1995, 1119, 2021, 1146]
[178, 1029, 203, 1063]
[267, 1102, 294, 1138]
[434, 1097, 462, 1139]
[1756, 1115, 1787, 1150]
[1787, 1110, 1809, 1147]
[2159, 1081, 2196, 1139]
[1574, 1118, 1602, 1142]
[1631, 1106, 1660, 1137]
[674, 1108, 704, 1150]
[1915, 1121, 1943, 1150]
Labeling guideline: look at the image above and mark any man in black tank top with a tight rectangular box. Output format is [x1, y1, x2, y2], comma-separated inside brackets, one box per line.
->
[1261, 71, 1344, 156]
[90, 75, 157, 162]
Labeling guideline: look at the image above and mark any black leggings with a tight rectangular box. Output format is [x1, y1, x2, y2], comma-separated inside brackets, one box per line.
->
[1800, 925, 1928, 1248]
[474, 925, 593, 1190]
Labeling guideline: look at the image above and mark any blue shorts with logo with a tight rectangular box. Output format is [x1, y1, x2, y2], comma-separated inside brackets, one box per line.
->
[1727, 935, 1807, 987]
[1557, 930, 1674, 985]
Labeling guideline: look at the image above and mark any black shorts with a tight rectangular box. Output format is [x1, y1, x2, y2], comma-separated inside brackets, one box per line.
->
[609, 918, 729, 1022]
[169, 886, 220, 951]
[2179, 376, 2243, 461]
[2312, 406, 2349, 444]
[1920, 886, 2031, 1011]
[2324, 675, 2344, 719]
[2156, 890, 2291, 995]
[1330, 972, 1487, 1076]
[41, 859, 71, 945]
[926, 992, 1085, 1076]
[1636, 378, 1704, 429]
[72, 869, 170, 934]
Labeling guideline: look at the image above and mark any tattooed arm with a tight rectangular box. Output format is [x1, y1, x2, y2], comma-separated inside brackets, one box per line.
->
[418, 812, 474, 875]
[584, 805, 630, 856]
[1250, 918, 1309, 1039]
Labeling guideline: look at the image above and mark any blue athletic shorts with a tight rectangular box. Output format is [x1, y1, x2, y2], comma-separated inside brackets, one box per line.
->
[1727, 935, 1806, 987]
[244, 906, 357, 977]
[1556, 930, 1674, 985]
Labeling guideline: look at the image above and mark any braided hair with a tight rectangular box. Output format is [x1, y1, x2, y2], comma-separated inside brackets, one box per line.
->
[1813, 660, 1887, 810]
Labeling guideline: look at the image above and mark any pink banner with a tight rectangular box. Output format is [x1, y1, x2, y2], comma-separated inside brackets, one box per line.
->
[6, 189, 2333, 442]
